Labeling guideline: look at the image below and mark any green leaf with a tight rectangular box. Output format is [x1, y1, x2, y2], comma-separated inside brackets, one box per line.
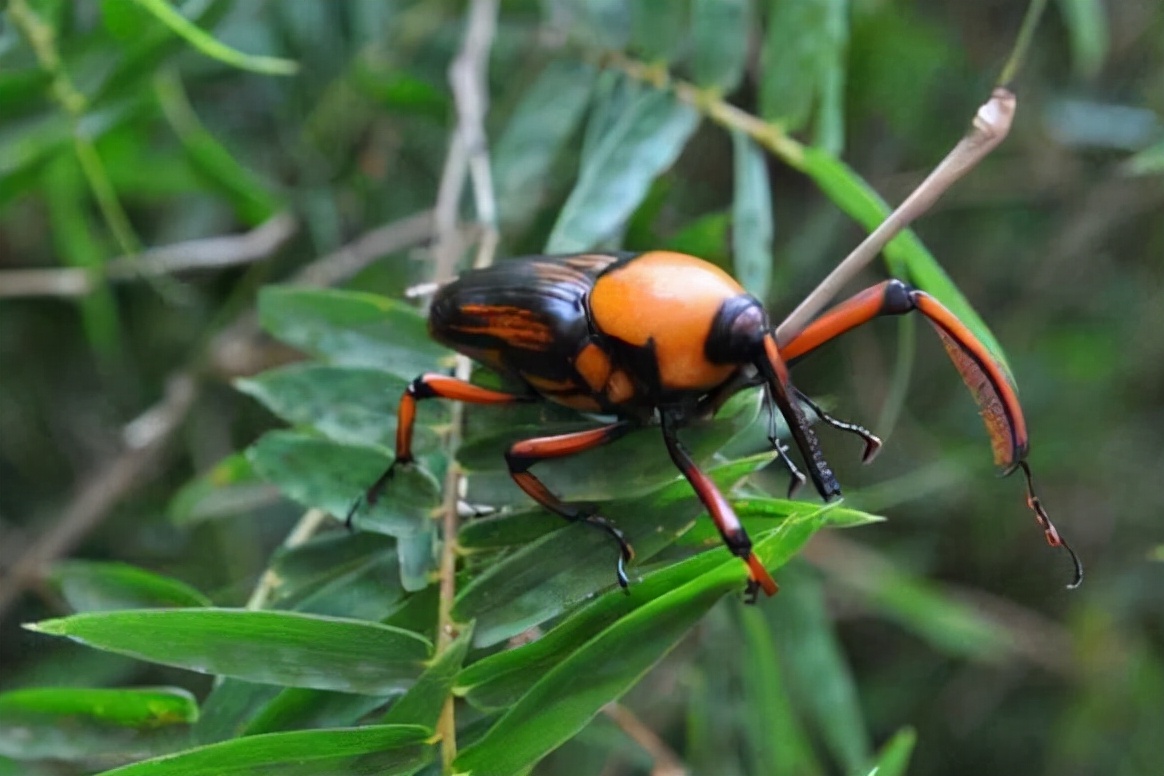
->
[454, 454, 770, 648]
[493, 60, 597, 228]
[458, 485, 828, 716]
[458, 538, 741, 711]
[241, 689, 391, 737]
[266, 532, 402, 616]
[1124, 139, 1164, 176]
[382, 624, 474, 729]
[455, 512, 825, 775]
[168, 453, 277, 527]
[769, 566, 871, 773]
[692, 0, 751, 91]
[50, 562, 211, 613]
[1056, 0, 1108, 79]
[863, 726, 916, 776]
[101, 0, 155, 42]
[28, 609, 431, 695]
[247, 430, 440, 538]
[154, 71, 283, 225]
[630, 1, 688, 64]
[42, 156, 122, 357]
[95, 724, 433, 776]
[663, 211, 732, 268]
[130, 0, 298, 76]
[546, 89, 700, 252]
[736, 607, 822, 776]
[0, 687, 196, 762]
[455, 568, 738, 775]
[237, 363, 440, 450]
[731, 129, 775, 299]
[257, 287, 450, 378]
[760, 0, 848, 151]
[825, 556, 1013, 660]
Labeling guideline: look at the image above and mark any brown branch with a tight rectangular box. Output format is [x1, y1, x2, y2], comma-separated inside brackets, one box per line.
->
[429, 1, 499, 770]
[603, 702, 688, 776]
[0, 375, 199, 620]
[0, 213, 298, 299]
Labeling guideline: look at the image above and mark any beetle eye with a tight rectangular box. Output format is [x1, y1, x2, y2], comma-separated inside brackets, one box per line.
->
[706, 295, 767, 364]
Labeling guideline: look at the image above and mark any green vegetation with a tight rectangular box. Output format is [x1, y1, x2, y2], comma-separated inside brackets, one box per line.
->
[1, 2, 1161, 775]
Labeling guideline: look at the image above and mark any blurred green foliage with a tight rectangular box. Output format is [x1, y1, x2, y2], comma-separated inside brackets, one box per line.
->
[2, 1, 1163, 775]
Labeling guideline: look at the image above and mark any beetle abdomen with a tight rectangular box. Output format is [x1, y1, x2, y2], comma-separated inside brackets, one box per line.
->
[429, 256, 619, 405]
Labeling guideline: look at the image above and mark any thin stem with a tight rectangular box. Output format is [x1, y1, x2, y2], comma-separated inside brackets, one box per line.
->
[7, 0, 142, 259]
[998, 0, 1049, 87]
[430, 0, 499, 770]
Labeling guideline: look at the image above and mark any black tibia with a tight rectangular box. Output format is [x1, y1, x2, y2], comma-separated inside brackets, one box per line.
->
[795, 389, 883, 463]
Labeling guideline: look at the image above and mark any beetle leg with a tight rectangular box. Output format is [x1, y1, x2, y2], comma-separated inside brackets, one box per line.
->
[504, 422, 637, 589]
[346, 373, 530, 528]
[795, 389, 883, 463]
[659, 412, 779, 599]
[757, 334, 843, 502]
[763, 387, 807, 497]
[779, 280, 1081, 586]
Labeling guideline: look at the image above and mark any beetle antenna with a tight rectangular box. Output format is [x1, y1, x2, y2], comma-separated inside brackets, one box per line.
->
[765, 388, 807, 498]
[795, 390, 883, 463]
[1017, 460, 1083, 589]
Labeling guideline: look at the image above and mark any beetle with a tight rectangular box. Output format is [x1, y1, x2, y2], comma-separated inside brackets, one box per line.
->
[350, 250, 1080, 599]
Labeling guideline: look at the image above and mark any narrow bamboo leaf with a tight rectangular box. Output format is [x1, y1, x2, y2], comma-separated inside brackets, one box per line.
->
[457, 541, 734, 711]
[50, 562, 210, 613]
[237, 364, 440, 451]
[101, 0, 155, 42]
[769, 566, 871, 773]
[455, 567, 739, 776]
[759, 0, 847, 140]
[454, 455, 771, 648]
[692, 0, 750, 91]
[675, 499, 883, 549]
[382, 624, 474, 729]
[493, 60, 597, 228]
[826, 558, 1013, 660]
[458, 502, 829, 711]
[579, 72, 643, 162]
[43, 156, 122, 356]
[154, 72, 282, 224]
[736, 607, 822, 776]
[192, 681, 281, 745]
[27, 609, 431, 695]
[795, 147, 1010, 372]
[168, 453, 278, 526]
[546, 89, 699, 252]
[0, 687, 196, 761]
[246, 430, 439, 537]
[863, 727, 916, 776]
[257, 287, 450, 378]
[130, 0, 298, 75]
[95, 725, 433, 776]
[242, 689, 392, 736]
[731, 129, 775, 299]
[630, 1, 687, 63]
[269, 532, 397, 608]
[1057, 0, 1108, 79]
